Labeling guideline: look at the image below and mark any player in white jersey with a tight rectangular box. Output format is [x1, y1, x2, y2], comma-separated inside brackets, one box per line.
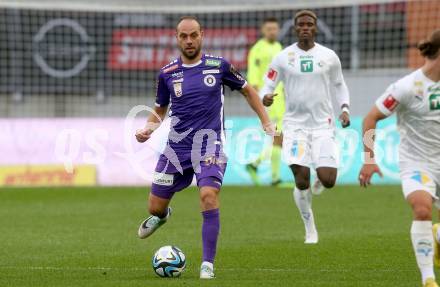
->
[260, 10, 350, 244]
[359, 30, 440, 287]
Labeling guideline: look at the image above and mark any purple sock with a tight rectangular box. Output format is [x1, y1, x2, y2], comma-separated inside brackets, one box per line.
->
[201, 208, 220, 263]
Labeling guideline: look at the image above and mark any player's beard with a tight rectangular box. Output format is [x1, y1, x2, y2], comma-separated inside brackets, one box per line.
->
[180, 44, 202, 60]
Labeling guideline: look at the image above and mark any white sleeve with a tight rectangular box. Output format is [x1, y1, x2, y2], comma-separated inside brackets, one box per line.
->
[259, 54, 284, 99]
[375, 79, 410, 116]
[330, 53, 350, 109]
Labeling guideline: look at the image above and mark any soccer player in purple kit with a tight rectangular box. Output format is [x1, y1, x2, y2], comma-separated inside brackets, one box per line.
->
[135, 16, 274, 279]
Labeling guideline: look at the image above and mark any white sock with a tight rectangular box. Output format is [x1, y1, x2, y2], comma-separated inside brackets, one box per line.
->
[411, 220, 435, 284]
[293, 187, 316, 234]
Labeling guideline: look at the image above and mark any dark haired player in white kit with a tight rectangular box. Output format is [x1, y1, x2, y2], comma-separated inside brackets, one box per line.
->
[360, 29, 440, 287]
[135, 16, 274, 279]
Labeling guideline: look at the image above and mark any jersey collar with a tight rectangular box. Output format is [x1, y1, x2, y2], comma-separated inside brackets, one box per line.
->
[180, 54, 205, 68]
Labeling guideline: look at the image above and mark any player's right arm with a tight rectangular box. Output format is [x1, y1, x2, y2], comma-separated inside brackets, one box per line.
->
[359, 80, 409, 187]
[260, 54, 283, 107]
[135, 72, 170, 143]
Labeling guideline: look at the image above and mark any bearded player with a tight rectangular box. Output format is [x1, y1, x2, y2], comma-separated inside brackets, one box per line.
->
[135, 16, 274, 279]
[260, 10, 350, 244]
[359, 30, 440, 287]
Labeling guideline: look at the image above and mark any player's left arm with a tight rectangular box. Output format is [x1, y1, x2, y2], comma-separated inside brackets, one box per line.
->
[330, 53, 350, 128]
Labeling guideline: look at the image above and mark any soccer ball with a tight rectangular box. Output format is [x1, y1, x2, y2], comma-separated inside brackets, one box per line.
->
[152, 245, 186, 278]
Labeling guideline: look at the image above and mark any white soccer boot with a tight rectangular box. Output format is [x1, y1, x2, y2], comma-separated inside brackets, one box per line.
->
[138, 207, 172, 239]
[200, 261, 215, 279]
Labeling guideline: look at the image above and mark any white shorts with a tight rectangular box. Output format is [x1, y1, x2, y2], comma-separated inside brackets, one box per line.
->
[400, 164, 440, 207]
[282, 128, 338, 169]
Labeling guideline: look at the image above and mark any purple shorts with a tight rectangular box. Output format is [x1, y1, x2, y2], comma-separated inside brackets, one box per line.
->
[151, 158, 227, 200]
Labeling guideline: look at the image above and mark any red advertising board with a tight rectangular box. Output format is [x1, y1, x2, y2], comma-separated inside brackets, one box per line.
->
[108, 28, 257, 70]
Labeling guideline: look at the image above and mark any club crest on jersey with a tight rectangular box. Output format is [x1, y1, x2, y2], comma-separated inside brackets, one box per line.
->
[287, 52, 295, 66]
[413, 81, 424, 99]
[267, 68, 278, 81]
[204, 75, 216, 87]
[173, 82, 182, 97]
[383, 94, 399, 111]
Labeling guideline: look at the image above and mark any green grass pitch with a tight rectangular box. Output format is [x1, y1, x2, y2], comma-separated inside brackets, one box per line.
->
[0, 185, 434, 286]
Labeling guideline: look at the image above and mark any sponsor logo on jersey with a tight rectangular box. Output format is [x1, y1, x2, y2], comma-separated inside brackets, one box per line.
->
[171, 71, 183, 78]
[382, 94, 399, 111]
[153, 172, 174, 186]
[300, 60, 313, 72]
[173, 82, 182, 97]
[205, 59, 221, 67]
[429, 93, 440, 110]
[203, 75, 216, 87]
[202, 69, 220, 74]
[163, 64, 178, 73]
[267, 68, 278, 81]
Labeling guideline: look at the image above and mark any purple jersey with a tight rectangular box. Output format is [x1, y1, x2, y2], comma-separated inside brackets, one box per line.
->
[155, 54, 247, 173]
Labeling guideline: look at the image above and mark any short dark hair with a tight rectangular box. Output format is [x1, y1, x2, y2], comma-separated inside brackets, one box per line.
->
[176, 16, 202, 31]
[418, 29, 440, 59]
[294, 10, 317, 25]
[262, 17, 279, 25]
